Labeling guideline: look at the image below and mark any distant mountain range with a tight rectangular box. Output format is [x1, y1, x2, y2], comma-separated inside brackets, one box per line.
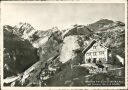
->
[3, 19, 125, 86]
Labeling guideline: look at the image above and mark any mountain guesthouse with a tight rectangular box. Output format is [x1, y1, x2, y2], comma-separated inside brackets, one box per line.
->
[84, 41, 108, 64]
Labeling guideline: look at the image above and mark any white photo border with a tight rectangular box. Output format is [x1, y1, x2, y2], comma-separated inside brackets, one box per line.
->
[1, 0, 127, 90]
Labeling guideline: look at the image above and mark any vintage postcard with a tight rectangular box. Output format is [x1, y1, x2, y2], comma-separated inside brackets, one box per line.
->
[0, 0, 127, 90]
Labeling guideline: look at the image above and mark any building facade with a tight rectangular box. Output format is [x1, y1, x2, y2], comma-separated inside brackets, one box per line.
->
[84, 42, 108, 64]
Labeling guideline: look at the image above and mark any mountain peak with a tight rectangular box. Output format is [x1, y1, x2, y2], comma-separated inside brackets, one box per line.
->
[87, 19, 124, 31]
[95, 19, 114, 24]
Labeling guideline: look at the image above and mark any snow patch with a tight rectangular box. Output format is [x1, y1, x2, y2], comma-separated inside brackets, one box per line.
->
[116, 55, 124, 65]
[22, 29, 37, 40]
[32, 36, 49, 48]
[59, 36, 80, 63]
[4, 76, 20, 84]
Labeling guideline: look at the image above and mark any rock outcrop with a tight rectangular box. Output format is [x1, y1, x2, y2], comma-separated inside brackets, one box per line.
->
[3, 19, 125, 86]
[4, 25, 39, 78]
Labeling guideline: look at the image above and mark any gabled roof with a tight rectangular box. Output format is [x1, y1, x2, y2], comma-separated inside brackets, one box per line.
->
[82, 40, 108, 54]
[82, 40, 96, 54]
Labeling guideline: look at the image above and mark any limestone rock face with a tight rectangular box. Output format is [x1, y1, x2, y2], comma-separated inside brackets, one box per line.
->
[3, 19, 125, 86]
[3, 25, 39, 78]
[59, 36, 80, 63]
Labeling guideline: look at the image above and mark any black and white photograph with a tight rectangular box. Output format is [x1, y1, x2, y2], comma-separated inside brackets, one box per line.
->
[1, 1, 127, 89]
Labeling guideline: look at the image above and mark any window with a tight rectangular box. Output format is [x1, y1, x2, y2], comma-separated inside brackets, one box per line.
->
[93, 46, 97, 49]
[99, 51, 104, 55]
[99, 58, 105, 61]
[118, 71, 122, 76]
[93, 58, 96, 63]
[87, 58, 91, 63]
[99, 58, 103, 61]
[86, 52, 91, 56]
[93, 52, 96, 56]
[88, 52, 91, 55]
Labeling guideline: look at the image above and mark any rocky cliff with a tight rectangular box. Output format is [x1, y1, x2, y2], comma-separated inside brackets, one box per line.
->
[3, 25, 39, 78]
[3, 19, 125, 86]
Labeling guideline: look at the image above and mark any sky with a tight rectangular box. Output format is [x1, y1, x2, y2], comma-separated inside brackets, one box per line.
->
[2, 3, 125, 30]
